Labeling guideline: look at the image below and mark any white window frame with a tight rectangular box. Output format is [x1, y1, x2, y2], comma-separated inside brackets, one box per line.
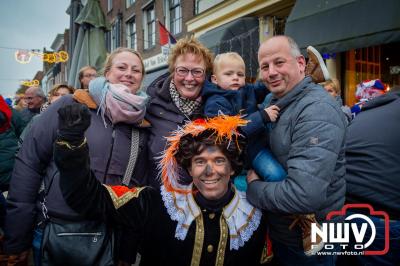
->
[107, 0, 113, 12]
[126, 18, 137, 50]
[164, 0, 182, 35]
[143, 3, 155, 49]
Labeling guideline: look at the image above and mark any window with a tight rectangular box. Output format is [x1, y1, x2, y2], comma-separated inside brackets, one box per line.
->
[107, 0, 113, 12]
[126, 0, 135, 8]
[105, 31, 111, 52]
[195, 0, 223, 14]
[143, 4, 155, 49]
[165, 0, 182, 35]
[126, 18, 137, 50]
[111, 18, 121, 51]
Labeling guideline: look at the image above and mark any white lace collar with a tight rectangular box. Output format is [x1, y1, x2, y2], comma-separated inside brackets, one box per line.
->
[160, 184, 262, 250]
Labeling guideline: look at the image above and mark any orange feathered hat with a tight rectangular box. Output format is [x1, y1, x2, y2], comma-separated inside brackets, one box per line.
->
[158, 114, 248, 194]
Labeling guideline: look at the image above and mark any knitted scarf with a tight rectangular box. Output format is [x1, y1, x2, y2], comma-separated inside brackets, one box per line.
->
[89, 77, 148, 127]
[169, 80, 202, 117]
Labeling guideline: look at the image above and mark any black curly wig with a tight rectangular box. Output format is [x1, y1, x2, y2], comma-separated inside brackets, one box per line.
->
[174, 129, 246, 177]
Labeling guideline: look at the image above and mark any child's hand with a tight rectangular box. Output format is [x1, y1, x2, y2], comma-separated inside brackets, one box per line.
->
[264, 105, 280, 122]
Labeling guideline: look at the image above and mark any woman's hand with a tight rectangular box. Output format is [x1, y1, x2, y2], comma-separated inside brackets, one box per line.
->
[57, 103, 91, 142]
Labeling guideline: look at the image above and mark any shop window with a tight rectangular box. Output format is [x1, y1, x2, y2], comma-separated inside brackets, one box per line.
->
[345, 46, 381, 105]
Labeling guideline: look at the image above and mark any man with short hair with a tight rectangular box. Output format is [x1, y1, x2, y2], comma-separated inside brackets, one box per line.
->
[246, 35, 347, 265]
[19, 87, 45, 123]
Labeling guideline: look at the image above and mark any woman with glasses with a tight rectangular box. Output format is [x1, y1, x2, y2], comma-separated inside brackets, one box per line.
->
[4, 48, 150, 265]
[78, 65, 97, 90]
[145, 36, 213, 188]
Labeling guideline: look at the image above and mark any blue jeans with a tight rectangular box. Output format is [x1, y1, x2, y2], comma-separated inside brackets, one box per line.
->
[252, 148, 286, 182]
[349, 215, 400, 266]
[32, 227, 43, 266]
[272, 240, 338, 266]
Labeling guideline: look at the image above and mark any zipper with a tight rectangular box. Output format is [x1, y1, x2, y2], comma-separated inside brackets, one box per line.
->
[102, 127, 115, 183]
[57, 232, 102, 242]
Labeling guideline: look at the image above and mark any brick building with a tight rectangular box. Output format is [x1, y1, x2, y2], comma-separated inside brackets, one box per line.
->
[99, 0, 195, 86]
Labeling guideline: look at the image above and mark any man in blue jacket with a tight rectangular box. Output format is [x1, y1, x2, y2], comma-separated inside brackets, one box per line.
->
[246, 36, 347, 265]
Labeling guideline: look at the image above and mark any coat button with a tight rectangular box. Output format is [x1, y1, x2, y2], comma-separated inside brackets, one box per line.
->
[207, 245, 214, 253]
[209, 213, 215, 219]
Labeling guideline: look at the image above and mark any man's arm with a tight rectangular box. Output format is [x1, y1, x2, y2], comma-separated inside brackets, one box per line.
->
[247, 102, 345, 214]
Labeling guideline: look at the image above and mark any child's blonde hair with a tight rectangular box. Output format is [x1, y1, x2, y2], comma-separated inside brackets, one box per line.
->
[321, 78, 341, 95]
[213, 52, 245, 74]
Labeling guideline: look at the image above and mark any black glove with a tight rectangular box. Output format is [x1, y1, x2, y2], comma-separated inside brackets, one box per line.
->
[57, 103, 91, 142]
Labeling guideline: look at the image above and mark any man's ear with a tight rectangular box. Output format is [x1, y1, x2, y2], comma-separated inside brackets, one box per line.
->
[211, 75, 218, 85]
[297, 55, 306, 73]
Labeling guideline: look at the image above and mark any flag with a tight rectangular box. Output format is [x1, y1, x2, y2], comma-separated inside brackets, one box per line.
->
[158, 20, 176, 49]
[158, 20, 176, 46]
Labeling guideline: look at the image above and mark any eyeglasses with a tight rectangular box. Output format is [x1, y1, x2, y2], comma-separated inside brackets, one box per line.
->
[83, 74, 97, 78]
[175, 66, 205, 78]
[24, 96, 39, 101]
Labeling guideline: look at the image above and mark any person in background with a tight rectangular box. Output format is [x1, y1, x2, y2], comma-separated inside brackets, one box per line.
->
[0, 95, 25, 265]
[78, 65, 97, 90]
[13, 94, 27, 112]
[246, 36, 347, 265]
[338, 86, 400, 266]
[40, 84, 75, 112]
[4, 47, 149, 265]
[321, 78, 352, 122]
[351, 79, 386, 117]
[145, 36, 213, 189]
[19, 87, 45, 124]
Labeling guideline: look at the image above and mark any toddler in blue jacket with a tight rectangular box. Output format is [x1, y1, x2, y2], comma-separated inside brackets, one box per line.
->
[202, 52, 286, 187]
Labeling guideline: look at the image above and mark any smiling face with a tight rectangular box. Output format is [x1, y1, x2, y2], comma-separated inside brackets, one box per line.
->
[258, 36, 306, 98]
[105, 51, 144, 94]
[188, 146, 234, 200]
[24, 87, 44, 109]
[173, 53, 206, 100]
[211, 58, 246, 91]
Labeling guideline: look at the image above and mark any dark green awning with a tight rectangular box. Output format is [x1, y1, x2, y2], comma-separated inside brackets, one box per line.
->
[198, 17, 259, 78]
[285, 0, 400, 53]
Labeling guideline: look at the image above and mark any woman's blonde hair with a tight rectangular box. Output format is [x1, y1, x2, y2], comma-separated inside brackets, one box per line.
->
[103, 47, 145, 76]
[321, 78, 341, 95]
[168, 36, 213, 75]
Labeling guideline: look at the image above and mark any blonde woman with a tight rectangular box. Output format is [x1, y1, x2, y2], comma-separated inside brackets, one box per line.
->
[4, 48, 149, 265]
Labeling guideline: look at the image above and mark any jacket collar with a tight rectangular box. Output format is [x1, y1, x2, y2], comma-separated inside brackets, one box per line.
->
[271, 76, 312, 111]
[362, 90, 400, 111]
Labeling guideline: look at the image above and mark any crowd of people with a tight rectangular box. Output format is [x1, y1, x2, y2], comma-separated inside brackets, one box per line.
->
[0, 35, 398, 266]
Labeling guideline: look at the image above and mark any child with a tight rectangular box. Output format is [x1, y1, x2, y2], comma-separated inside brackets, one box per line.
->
[203, 52, 324, 256]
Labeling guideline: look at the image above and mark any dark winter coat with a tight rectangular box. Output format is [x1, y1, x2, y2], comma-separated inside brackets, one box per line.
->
[202, 80, 271, 160]
[247, 77, 347, 247]
[55, 141, 268, 266]
[4, 95, 149, 254]
[0, 107, 25, 189]
[345, 90, 400, 219]
[145, 73, 203, 188]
